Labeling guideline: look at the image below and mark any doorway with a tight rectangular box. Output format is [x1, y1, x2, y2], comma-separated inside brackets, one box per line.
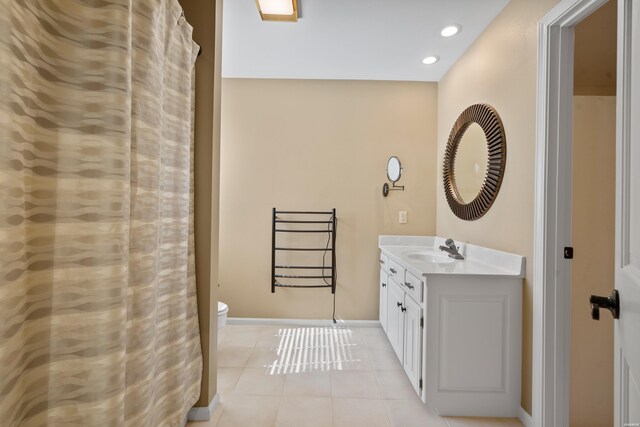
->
[570, 2, 617, 426]
[533, 0, 622, 426]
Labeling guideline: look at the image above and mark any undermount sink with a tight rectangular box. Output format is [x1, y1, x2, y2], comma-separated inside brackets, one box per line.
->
[403, 251, 454, 264]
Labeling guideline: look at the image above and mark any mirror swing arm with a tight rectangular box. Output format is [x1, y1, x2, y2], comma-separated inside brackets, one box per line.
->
[382, 181, 404, 197]
[383, 155, 405, 197]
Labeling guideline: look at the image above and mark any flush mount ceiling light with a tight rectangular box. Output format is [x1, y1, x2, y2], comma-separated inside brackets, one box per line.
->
[441, 24, 462, 37]
[422, 55, 440, 65]
[256, 0, 298, 22]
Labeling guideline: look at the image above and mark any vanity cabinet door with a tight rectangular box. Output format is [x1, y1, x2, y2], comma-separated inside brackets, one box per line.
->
[379, 269, 388, 332]
[403, 294, 423, 394]
[379, 253, 389, 273]
[386, 278, 405, 362]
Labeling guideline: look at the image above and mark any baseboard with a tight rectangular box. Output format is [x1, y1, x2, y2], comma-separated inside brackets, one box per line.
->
[518, 406, 533, 427]
[226, 317, 381, 328]
[186, 393, 220, 422]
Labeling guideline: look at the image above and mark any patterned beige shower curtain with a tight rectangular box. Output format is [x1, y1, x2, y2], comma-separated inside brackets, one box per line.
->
[0, 1, 202, 426]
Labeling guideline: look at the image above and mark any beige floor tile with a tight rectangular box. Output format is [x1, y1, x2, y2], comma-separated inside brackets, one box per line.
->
[216, 395, 280, 427]
[330, 370, 382, 398]
[217, 367, 243, 396]
[384, 399, 448, 427]
[337, 328, 366, 346]
[233, 367, 286, 396]
[223, 324, 265, 333]
[218, 330, 261, 348]
[214, 325, 504, 427]
[211, 402, 224, 425]
[332, 398, 392, 427]
[246, 347, 280, 368]
[375, 369, 419, 400]
[363, 333, 394, 350]
[217, 328, 228, 344]
[217, 346, 252, 368]
[337, 346, 375, 371]
[255, 328, 285, 348]
[359, 326, 386, 337]
[275, 396, 333, 427]
[369, 348, 403, 371]
[444, 417, 524, 427]
[283, 371, 332, 397]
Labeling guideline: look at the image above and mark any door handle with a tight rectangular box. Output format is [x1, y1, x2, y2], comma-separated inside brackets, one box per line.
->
[404, 282, 414, 290]
[590, 289, 620, 320]
[401, 305, 406, 312]
[397, 301, 402, 307]
[382, 282, 386, 287]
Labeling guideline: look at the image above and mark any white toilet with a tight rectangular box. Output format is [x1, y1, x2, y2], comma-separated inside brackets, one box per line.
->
[217, 301, 228, 329]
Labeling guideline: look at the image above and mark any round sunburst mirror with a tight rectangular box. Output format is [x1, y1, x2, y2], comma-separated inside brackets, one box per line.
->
[442, 104, 506, 221]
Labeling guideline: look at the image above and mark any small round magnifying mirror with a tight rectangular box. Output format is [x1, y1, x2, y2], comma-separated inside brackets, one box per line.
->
[387, 156, 402, 182]
[383, 156, 405, 197]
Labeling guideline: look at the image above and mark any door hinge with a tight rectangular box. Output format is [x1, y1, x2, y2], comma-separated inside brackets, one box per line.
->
[564, 246, 574, 259]
[419, 378, 423, 390]
[420, 316, 424, 328]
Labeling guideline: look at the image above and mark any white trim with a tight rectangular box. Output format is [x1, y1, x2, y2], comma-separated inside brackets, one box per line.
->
[614, 1, 632, 426]
[186, 393, 220, 422]
[226, 317, 382, 328]
[519, 406, 533, 427]
[533, 1, 609, 427]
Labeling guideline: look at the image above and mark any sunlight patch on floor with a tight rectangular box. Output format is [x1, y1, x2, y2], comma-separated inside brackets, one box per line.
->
[268, 327, 360, 375]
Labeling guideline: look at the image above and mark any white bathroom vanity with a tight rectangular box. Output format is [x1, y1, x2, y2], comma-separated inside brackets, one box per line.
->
[378, 235, 525, 417]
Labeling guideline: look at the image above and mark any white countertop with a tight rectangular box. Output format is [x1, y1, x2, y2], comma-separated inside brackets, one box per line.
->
[379, 235, 525, 279]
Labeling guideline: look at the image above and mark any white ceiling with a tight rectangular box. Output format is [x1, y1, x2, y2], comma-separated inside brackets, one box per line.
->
[221, 0, 510, 82]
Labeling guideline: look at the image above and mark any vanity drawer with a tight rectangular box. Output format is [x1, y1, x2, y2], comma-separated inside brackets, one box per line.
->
[387, 258, 404, 283]
[379, 253, 389, 273]
[403, 270, 424, 303]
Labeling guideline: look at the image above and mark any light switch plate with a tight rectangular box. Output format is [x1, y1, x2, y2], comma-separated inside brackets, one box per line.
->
[399, 211, 408, 224]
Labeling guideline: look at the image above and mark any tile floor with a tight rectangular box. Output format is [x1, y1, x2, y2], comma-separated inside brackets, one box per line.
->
[187, 324, 524, 427]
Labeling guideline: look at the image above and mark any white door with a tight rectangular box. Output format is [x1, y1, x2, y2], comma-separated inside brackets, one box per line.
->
[380, 269, 388, 332]
[613, 0, 640, 424]
[402, 294, 422, 395]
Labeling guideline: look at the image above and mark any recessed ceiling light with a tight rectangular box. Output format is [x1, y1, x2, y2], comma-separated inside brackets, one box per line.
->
[441, 24, 462, 37]
[256, 0, 298, 22]
[422, 56, 440, 65]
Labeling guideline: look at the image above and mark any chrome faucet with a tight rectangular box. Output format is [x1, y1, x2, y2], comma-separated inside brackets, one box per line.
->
[439, 238, 464, 260]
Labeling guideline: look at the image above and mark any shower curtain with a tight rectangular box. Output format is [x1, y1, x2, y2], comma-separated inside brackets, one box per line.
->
[0, 1, 202, 426]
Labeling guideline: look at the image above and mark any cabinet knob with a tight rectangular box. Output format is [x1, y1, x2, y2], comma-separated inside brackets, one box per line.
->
[390, 268, 397, 274]
[401, 306, 407, 312]
[382, 282, 386, 288]
[397, 301, 402, 307]
[404, 282, 414, 290]
[379, 259, 385, 264]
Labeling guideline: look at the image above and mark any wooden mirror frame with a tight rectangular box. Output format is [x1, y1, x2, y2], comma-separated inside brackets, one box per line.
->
[442, 104, 506, 221]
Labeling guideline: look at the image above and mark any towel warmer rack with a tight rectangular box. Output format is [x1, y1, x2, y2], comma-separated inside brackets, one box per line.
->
[271, 208, 336, 293]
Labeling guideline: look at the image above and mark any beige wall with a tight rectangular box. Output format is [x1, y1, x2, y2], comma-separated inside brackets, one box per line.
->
[219, 79, 438, 320]
[570, 96, 615, 427]
[435, 0, 562, 413]
[181, 0, 222, 407]
[574, 0, 617, 96]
